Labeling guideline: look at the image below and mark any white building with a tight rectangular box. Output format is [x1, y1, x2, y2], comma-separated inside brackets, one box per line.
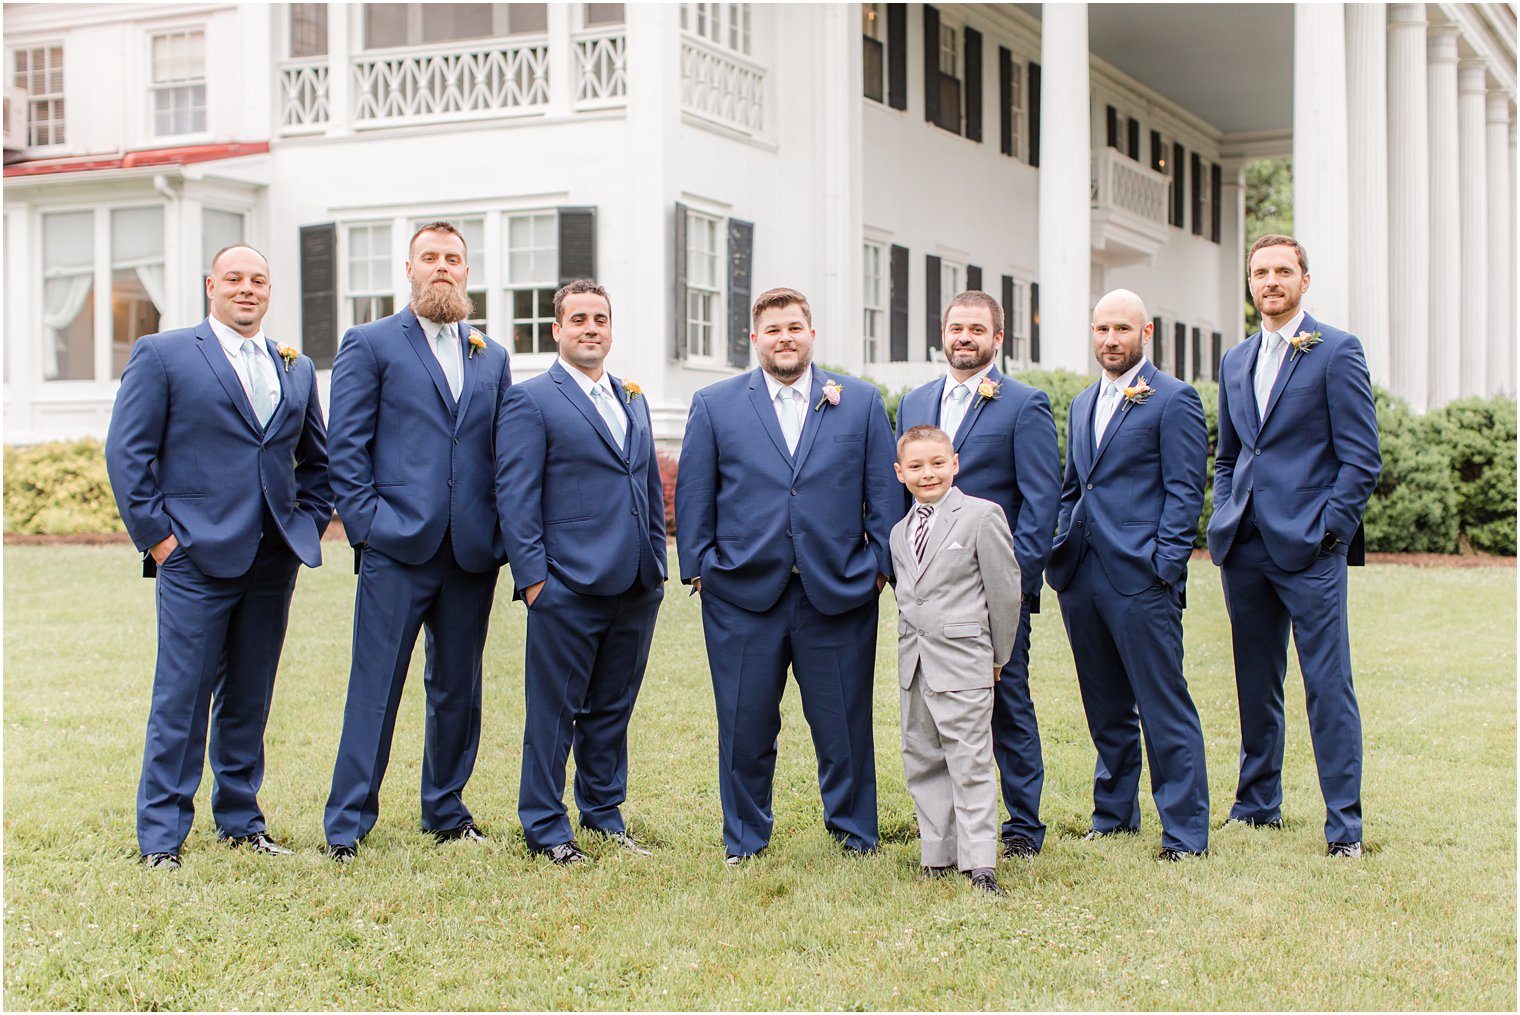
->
[4, 2, 1515, 443]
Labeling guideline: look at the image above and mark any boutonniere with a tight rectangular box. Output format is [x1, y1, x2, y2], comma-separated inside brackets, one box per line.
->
[814, 380, 843, 412]
[623, 380, 643, 404]
[1122, 378, 1154, 407]
[1287, 329, 1322, 362]
[467, 329, 488, 359]
[972, 378, 1001, 409]
[277, 344, 298, 372]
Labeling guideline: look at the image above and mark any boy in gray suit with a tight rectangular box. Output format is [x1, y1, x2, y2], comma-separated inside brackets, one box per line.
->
[890, 425, 1020, 895]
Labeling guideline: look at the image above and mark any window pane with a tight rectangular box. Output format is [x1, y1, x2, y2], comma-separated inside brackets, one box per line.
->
[290, 4, 329, 57]
[365, 5, 409, 49]
[509, 4, 548, 34]
[202, 209, 245, 275]
[584, 3, 624, 27]
[422, 5, 495, 44]
[111, 206, 165, 265]
[113, 268, 163, 377]
[43, 211, 96, 381]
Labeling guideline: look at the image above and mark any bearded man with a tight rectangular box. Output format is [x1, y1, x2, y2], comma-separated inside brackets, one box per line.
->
[323, 222, 512, 862]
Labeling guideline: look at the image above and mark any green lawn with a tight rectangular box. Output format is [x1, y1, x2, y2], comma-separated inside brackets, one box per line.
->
[3, 545, 1515, 1010]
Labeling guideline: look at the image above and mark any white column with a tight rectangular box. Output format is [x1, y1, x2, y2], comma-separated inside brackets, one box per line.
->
[1457, 60, 1490, 399]
[1293, 3, 1350, 330]
[1219, 158, 1248, 349]
[1486, 91, 1513, 396]
[1036, 2, 1091, 372]
[1345, 2, 1390, 387]
[326, 3, 352, 136]
[1386, 4, 1430, 410]
[818, 4, 863, 373]
[545, 2, 574, 115]
[1426, 24, 1461, 409]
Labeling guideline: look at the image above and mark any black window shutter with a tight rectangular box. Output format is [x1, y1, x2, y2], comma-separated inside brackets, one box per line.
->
[1211, 331, 1223, 379]
[672, 203, 688, 361]
[966, 264, 982, 292]
[923, 5, 940, 125]
[299, 223, 338, 369]
[1126, 117, 1140, 160]
[925, 254, 942, 358]
[1028, 62, 1041, 167]
[1029, 282, 1040, 363]
[726, 218, 753, 369]
[998, 47, 1013, 156]
[557, 207, 596, 283]
[1174, 321, 1187, 378]
[1172, 142, 1185, 226]
[1151, 316, 1164, 373]
[1191, 152, 1205, 236]
[887, 2, 907, 110]
[1002, 274, 1016, 359]
[1191, 326, 1202, 379]
[1210, 162, 1223, 243]
[1106, 104, 1118, 149]
[963, 26, 982, 143]
[889, 243, 909, 362]
[1150, 130, 1163, 172]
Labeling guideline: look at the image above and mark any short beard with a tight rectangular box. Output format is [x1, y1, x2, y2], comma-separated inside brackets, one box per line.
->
[947, 344, 994, 372]
[411, 278, 474, 324]
[759, 346, 812, 384]
[1099, 346, 1145, 377]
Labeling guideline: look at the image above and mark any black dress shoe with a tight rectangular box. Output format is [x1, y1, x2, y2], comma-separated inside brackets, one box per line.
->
[1081, 827, 1136, 841]
[1002, 833, 1039, 858]
[327, 844, 357, 864]
[967, 867, 1004, 895]
[1158, 847, 1208, 862]
[1224, 816, 1284, 830]
[141, 851, 181, 870]
[429, 822, 487, 844]
[1327, 840, 1363, 859]
[224, 832, 293, 855]
[538, 841, 588, 865]
[919, 865, 955, 880]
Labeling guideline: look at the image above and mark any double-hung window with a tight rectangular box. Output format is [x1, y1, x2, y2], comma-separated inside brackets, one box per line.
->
[150, 30, 206, 136]
[13, 45, 64, 147]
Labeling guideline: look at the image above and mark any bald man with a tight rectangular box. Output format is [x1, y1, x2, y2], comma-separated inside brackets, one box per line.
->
[1045, 290, 1210, 861]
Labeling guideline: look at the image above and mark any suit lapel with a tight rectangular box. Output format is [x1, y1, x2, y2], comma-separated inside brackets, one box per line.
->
[748, 370, 796, 467]
[915, 487, 964, 579]
[953, 367, 999, 451]
[552, 361, 624, 461]
[1091, 363, 1153, 471]
[401, 309, 456, 414]
[1235, 332, 1264, 442]
[921, 377, 947, 429]
[1071, 383, 1098, 480]
[791, 371, 829, 478]
[195, 320, 263, 437]
[610, 374, 641, 466]
[1259, 313, 1313, 431]
[453, 326, 478, 431]
[261, 336, 294, 440]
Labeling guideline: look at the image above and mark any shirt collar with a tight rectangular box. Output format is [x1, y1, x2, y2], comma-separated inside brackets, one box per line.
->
[557, 357, 612, 398]
[763, 364, 813, 402]
[208, 314, 266, 357]
[416, 314, 456, 344]
[1103, 358, 1147, 393]
[943, 364, 994, 399]
[1263, 309, 1307, 348]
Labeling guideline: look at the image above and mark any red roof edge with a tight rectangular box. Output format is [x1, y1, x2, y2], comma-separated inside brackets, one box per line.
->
[4, 142, 271, 178]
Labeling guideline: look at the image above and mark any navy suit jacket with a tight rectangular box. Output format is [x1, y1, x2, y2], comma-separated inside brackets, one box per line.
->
[496, 361, 667, 599]
[1207, 313, 1381, 571]
[895, 366, 1061, 608]
[106, 320, 332, 578]
[1047, 362, 1206, 599]
[328, 308, 511, 572]
[675, 368, 897, 616]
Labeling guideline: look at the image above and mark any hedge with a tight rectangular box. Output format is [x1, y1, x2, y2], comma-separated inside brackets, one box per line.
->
[3, 438, 126, 535]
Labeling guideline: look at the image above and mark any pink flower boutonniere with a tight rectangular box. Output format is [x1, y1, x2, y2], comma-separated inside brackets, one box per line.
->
[277, 344, 298, 372]
[973, 378, 1001, 409]
[623, 380, 643, 404]
[467, 329, 488, 359]
[1122, 378, 1154, 407]
[1287, 329, 1323, 362]
[814, 380, 843, 412]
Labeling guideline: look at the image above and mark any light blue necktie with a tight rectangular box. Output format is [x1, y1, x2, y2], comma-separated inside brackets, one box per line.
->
[1094, 380, 1120, 448]
[942, 382, 970, 439]
[591, 383, 626, 451]
[776, 386, 802, 454]
[436, 324, 462, 400]
[240, 338, 276, 427]
[1256, 331, 1284, 419]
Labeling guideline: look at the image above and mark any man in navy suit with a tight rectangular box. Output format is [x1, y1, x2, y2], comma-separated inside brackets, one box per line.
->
[1047, 288, 1210, 861]
[895, 290, 1060, 859]
[323, 222, 512, 861]
[497, 280, 666, 865]
[676, 287, 898, 863]
[106, 244, 332, 870]
[1208, 235, 1381, 859]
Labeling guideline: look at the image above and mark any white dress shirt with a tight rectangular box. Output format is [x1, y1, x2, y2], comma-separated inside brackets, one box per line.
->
[557, 357, 629, 432]
[940, 364, 994, 439]
[762, 364, 813, 451]
[209, 314, 280, 414]
[1094, 358, 1147, 448]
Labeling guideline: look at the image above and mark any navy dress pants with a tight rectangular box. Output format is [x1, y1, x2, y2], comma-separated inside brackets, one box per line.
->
[324, 538, 497, 847]
[992, 600, 1045, 849]
[518, 576, 662, 852]
[1058, 552, 1210, 853]
[699, 575, 879, 857]
[138, 520, 300, 855]
[1220, 520, 1362, 843]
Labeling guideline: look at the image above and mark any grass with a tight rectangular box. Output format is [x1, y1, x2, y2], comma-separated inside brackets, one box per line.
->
[3, 545, 1515, 1010]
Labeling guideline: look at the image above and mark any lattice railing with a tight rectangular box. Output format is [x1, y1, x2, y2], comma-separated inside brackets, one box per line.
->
[278, 59, 330, 132]
[574, 30, 627, 105]
[1090, 148, 1170, 225]
[352, 38, 551, 125]
[679, 35, 764, 134]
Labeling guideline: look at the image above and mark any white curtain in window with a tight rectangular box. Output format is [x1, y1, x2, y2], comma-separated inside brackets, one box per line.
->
[133, 264, 167, 314]
[42, 273, 92, 376]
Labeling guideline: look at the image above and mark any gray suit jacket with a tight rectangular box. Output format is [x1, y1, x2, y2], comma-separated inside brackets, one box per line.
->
[890, 487, 1021, 692]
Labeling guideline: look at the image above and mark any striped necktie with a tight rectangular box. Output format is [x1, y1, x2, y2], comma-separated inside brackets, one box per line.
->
[913, 503, 934, 563]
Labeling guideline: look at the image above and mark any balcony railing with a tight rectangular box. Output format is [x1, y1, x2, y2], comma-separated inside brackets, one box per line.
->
[680, 34, 765, 134]
[278, 59, 330, 131]
[575, 29, 627, 106]
[1090, 147, 1172, 265]
[352, 37, 551, 127]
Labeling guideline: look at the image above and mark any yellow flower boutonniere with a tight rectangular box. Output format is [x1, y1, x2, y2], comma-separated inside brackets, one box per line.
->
[814, 380, 843, 412]
[973, 378, 1001, 409]
[277, 344, 298, 372]
[1122, 378, 1154, 407]
[467, 329, 488, 359]
[623, 380, 643, 404]
[1287, 329, 1323, 362]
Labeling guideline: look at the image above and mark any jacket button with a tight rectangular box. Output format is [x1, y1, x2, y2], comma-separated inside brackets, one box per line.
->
[916, 598, 924, 605]
[1254, 448, 1262, 456]
[918, 630, 925, 636]
[1076, 520, 1083, 527]
[454, 438, 460, 445]
[1086, 483, 1094, 490]
[631, 508, 638, 516]
[786, 529, 792, 538]
[790, 489, 798, 496]
[447, 479, 453, 487]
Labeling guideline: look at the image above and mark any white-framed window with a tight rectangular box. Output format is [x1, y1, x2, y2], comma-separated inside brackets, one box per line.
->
[110, 207, 166, 378]
[1006, 277, 1029, 359]
[940, 258, 964, 303]
[680, 3, 751, 55]
[863, 240, 886, 363]
[506, 211, 557, 355]
[685, 209, 723, 360]
[1007, 55, 1026, 162]
[41, 210, 96, 381]
[938, 20, 959, 78]
[150, 29, 207, 136]
[583, 3, 625, 28]
[862, 3, 885, 103]
[409, 217, 488, 332]
[347, 223, 395, 326]
[12, 45, 64, 147]
[289, 3, 328, 58]
[364, 4, 548, 49]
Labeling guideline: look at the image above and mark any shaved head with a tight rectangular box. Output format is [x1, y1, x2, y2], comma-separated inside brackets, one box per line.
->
[1090, 288, 1153, 379]
[1092, 288, 1148, 326]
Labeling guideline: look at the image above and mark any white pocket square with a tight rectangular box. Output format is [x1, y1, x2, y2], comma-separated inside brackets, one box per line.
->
[947, 540, 967, 550]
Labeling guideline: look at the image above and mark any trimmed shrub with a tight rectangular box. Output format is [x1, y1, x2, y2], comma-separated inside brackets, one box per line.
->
[1425, 396, 1518, 555]
[3, 438, 125, 535]
[1192, 380, 1220, 548]
[1363, 388, 1460, 553]
[1009, 368, 1091, 469]
[657, 451, 679, 542]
